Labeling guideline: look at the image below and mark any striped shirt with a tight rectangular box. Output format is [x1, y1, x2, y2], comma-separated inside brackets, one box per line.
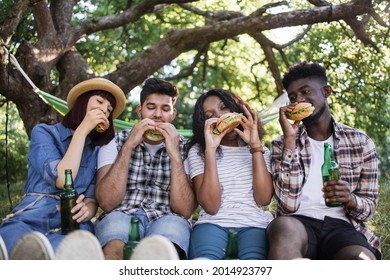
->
[107, 128, 187, 221]
[271, 118, 380, 253]
[187, 144, 274, 228]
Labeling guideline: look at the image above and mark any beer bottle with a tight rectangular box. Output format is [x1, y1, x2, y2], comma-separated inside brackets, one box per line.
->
[123, 216, 141, 260]
[322, 143, 342, 207]
[223, 229, 238, 260]
[60, 169, 80, 234]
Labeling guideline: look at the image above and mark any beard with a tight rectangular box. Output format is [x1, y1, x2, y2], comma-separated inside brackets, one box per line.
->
[302, 105, 325, 126]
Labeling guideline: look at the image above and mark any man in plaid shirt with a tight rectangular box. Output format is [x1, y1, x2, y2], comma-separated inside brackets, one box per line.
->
[94, 78, 197, 260]
[267, 62, 381, 259]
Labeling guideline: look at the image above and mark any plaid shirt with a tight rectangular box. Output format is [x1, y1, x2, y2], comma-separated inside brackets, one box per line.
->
[271, 118, 380, 254]
[112, 128, 187, 221]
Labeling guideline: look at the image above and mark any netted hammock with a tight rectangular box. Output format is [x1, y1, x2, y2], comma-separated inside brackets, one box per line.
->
[7, 50, 287, 138]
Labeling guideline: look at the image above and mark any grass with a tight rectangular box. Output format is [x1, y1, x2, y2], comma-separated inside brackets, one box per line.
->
[369, 176, 390, 259]
[1, 177, 389, 259]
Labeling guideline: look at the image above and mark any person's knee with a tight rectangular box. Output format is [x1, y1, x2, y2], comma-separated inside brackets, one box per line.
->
[266, 216, 308, 259]
[103, 239, 125, 260]
[334, 245, 377, 260]
[267, 216, 304, 240]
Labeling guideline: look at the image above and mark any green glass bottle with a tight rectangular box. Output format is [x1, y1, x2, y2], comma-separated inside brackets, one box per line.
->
[123, 217, 141, 260]
[60, 169, 80, 234]
[223, 229, 238, 260]
[322, 143, 342, 207]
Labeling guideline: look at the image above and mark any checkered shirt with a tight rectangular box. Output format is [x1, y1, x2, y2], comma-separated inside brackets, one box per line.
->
[271, 118, 381, 254]
[112, 128, 187, 221]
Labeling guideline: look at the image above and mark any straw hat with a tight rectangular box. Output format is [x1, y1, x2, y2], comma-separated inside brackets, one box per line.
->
[67, 78, 126, 119]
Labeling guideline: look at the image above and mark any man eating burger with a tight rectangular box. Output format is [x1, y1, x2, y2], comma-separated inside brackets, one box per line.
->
[267, 61, 381, 260]
[94, 78, 197, 260]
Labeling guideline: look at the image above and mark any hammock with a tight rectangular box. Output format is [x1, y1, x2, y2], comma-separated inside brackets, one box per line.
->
[7, 49, 285, 138]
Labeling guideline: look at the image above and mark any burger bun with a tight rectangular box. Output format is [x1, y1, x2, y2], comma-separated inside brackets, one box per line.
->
[95, 121, 110, 133]
[144, 129, 164, 141]
[286, 102, 314, 121]
[213, 113, 243, 135]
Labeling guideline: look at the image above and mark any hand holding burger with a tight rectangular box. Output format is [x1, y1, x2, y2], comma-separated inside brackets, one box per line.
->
[144, 129, 164, 141]
[213, 113, 243, 135]
[285, 102, 314, 121]
[142, 120, 166, 141]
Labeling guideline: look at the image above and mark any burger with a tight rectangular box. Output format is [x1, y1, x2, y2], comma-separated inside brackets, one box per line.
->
[144, 129, 164, 141]
[213, 113, 243, 135]
[285, 102, 315, 121]
[95, 122, 109, 133]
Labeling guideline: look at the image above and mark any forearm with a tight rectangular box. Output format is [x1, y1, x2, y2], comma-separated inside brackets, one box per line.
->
[345, 192, 377, 222]
[84, 198, 98, 221]
[96, 145, 133, 212]
[252, 152, 273, 206]
[271, 141, 304, 213]
[56, 129, 88, 188]
[196, 150, 221, 214]
[344, 144, 379, 221]
[169, 157, 197, 219]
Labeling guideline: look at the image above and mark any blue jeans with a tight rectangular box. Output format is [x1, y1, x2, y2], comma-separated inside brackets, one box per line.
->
[189, 223, 268, 260]
[0, 195, 94, 253]
[95, 210, 191, 256]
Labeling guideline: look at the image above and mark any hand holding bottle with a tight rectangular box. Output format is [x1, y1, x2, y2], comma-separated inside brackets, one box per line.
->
[322, 179, 354, 206]
[68, 194, 90, 223]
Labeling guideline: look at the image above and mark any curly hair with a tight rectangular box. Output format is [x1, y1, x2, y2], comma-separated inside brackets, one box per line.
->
[282, 61, 328, 90]
[186, 89, 265, 158]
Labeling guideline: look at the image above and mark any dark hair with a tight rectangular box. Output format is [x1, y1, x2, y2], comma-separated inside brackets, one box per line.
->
[62, 90, 117, 146]
[186, 89, 265, 157]
[282, 61, 328, 90]
[140, 78, 179, 105]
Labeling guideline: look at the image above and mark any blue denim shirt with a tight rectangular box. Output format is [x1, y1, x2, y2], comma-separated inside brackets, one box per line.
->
[24, 123, 97, 198]
[0, 123, 98, 243]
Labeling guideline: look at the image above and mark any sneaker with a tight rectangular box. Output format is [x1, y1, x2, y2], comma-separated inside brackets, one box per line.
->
[130, 235, 179, 260]
[10, 231, 55, 260]
[56, 230, 104, 260]
[0, 235, 9, 260]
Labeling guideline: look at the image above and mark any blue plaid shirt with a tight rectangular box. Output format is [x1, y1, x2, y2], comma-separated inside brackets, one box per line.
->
[111, 128, 187, 221]
[271, 118, 380, 254]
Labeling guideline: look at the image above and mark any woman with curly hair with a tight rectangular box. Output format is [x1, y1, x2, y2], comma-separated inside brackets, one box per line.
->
[185, 89, 273, 260]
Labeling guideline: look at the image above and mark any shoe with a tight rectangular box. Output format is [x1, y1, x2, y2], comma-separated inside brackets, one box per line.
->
[130, 235, 179, 260]
[0, 235, 9, 260]
[56, 230, 104, 260]
[10, 231, 55, 260]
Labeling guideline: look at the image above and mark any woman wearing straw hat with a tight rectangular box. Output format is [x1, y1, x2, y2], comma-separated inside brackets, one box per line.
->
[0, 78, 126, 259]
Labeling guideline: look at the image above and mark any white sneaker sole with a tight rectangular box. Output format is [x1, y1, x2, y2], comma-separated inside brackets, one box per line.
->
[130, 235, 179, 260]
[0, 235, 9, 260]
[10, 231, 55, 260]
[56, 230, 104, 260]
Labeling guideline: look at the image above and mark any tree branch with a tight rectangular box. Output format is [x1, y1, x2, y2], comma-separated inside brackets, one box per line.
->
[108, 0, 374, 92]
[50, 0, 75, 34]
[345, 17, 380, 52]
[32, 0, 58, 45]
[0, 0, 32, 44]
[250, 32, 284, 97]
[249, 1, 288, 18]
[67, 0, 196, 45]
[369, 9, 389, 28]
[166, 45, 209, 80]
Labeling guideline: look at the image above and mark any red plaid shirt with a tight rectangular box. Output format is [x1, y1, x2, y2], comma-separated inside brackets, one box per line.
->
[271, 118, 380, 254]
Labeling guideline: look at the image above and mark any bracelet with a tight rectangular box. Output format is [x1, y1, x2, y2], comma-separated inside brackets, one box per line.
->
[250, 146, 264, 154]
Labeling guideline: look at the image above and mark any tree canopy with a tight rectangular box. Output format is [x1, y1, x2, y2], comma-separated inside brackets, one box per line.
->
[0, 0, 389, 174]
